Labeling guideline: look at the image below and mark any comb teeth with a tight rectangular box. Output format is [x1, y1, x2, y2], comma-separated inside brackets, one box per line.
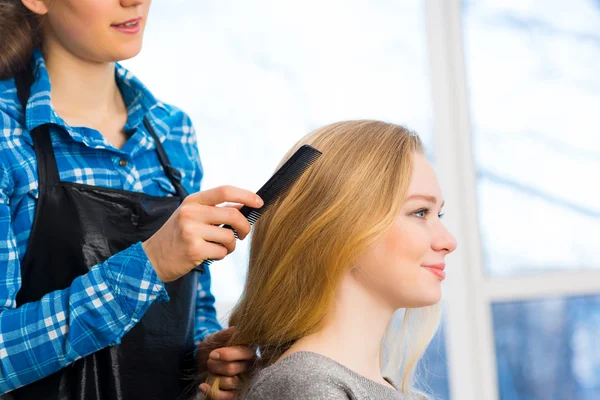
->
[234, 146, 321, 236]
[193, 145, 322, 273]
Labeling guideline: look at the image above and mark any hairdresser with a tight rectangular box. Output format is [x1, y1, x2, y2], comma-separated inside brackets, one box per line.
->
[0, 1, 258, 399]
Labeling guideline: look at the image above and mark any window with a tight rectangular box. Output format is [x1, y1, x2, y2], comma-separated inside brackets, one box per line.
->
[462, 0, 600, 398]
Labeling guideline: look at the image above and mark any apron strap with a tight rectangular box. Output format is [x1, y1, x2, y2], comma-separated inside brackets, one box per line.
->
[143, 119, 189, 200]
[30, 125, 61, 185]
[14, 65, 34, 112]
[14, 65, 61, 186]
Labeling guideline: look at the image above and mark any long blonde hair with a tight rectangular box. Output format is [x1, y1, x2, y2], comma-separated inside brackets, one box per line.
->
[207, 120, 441, 397]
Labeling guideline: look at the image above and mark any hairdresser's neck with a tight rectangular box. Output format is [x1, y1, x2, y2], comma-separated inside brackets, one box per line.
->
[289, 273, 394, 387]
[43, 37, 122, 121]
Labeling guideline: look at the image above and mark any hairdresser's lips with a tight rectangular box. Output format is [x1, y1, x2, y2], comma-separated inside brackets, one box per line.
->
[422, 263, 446, 280]
[111, 17, 142, 34]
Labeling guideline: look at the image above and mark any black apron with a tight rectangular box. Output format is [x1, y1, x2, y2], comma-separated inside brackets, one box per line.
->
[10, 67, 199, 400]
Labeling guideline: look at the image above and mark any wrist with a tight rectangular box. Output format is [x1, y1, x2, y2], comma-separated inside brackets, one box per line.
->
[142, 238, 165, 283]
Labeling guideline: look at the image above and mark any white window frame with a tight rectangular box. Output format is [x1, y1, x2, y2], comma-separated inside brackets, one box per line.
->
[424, 1, 600, 399]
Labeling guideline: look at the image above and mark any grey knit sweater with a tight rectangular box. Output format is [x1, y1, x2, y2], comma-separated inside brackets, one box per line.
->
[244, 351, 428, 400]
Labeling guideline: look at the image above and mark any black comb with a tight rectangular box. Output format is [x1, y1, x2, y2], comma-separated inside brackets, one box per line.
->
[193, 145, 323, 273]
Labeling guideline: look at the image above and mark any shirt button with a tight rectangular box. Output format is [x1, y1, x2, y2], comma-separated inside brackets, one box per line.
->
[119, 159, 128, 167]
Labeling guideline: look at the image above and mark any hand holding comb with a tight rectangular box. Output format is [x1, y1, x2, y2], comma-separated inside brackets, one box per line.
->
[193, 145, 323, 273]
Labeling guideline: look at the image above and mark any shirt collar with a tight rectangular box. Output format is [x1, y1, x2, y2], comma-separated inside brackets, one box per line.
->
[24, 49, 169, 144]
[25, 50, 64, 132]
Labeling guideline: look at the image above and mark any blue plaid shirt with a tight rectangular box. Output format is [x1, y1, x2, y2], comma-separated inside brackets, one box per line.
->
[0, 50, 221, 394]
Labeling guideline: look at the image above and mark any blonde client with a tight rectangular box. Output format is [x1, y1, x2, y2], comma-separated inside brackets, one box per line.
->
[203, 120, 457, 400]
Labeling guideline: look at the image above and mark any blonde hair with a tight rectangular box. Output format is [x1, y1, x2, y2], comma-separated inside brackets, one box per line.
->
[207, 120, 441, 398]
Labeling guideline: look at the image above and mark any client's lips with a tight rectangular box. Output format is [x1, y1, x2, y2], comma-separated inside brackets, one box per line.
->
[421, 263, 446, 280]
[111, 17, 142, 34]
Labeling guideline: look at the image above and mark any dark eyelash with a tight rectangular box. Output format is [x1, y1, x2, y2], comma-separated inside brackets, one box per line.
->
[413, 208, 430, 216]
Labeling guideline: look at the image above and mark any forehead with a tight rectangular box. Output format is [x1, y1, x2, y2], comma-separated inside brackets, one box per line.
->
[406, 153, 443, 198]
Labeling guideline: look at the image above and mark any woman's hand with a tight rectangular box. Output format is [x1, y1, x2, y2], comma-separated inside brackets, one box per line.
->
[142, 185, 263, 283]
[198, 327, 257, 400]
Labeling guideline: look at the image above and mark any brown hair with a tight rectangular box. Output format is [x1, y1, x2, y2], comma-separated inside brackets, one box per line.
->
[205, 120, 441, 397]
[0, 1, 42, 80]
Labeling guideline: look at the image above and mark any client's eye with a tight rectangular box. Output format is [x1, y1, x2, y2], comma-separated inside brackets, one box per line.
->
[411, 208, 445, 219]
[412, 208, 429, 219]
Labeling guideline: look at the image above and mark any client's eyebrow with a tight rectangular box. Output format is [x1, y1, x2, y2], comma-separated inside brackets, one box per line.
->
[406, 194, 445, 208]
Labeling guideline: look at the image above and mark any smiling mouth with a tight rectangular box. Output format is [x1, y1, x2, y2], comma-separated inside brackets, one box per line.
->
[111, 18, 142, 28]
[421, 263, 446, 280]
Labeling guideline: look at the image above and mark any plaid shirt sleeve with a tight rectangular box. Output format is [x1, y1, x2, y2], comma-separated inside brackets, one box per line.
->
[0, 162, 169, 393]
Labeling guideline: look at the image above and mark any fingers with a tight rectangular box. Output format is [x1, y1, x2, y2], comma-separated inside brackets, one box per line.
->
[207, 359, 253, 377]
[200, 206, 252, 240]
[218, 203, 244, 210]
[195, 241, 229, 262]
[146, 187, 262, 283]
[209, 346, 256, 362]
[191, 186, 263, 208]
[200, 225, 237, 254]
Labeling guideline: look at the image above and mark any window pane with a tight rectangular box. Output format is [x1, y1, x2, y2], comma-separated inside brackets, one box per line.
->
[462, 0, 600, 276]
[493, 295, 600, 399]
